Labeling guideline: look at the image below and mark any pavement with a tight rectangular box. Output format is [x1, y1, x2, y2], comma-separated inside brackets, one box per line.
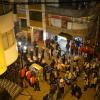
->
[15, 76, 96, 100]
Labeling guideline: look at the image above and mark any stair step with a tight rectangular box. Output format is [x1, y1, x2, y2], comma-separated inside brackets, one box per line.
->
[12, 87, 22, 98]
[4, 80, 11, 88]
[10, 84, 18, 95]
[7, 83, 15, 92]
[0, 79, 22, 99]
[0, 79, 5, 87]
[3, 80, 8, 88]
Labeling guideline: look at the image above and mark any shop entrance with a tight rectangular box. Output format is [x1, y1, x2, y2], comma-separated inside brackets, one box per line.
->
[33, 29, 43, 42]
[57, 35, 67, 53]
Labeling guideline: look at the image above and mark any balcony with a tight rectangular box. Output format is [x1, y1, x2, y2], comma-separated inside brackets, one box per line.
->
[17, 13, 26, 19]
[30, 20, 42, 28]
[28, 4, 42, 11]
[45, 6, 99, 17]
[0, 4, 12, 15]
[46, 26, 87, 37]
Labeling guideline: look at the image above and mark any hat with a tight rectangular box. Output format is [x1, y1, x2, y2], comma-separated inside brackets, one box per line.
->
[60, 79, 64, 83]
[61, 64, 65, 67]
[38, 54, 41, 59]
[33, 56, 37, 60]
[42, 59, 45, 63]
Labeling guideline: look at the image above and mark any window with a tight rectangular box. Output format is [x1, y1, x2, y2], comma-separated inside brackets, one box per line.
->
[2, 29, 15, 50]
[50, 18, 61, 27]
[20, 19, 27, 28]
[59, 0, 72, 8]
[28, 0, 41, 3]
[29, 11, 42, 21]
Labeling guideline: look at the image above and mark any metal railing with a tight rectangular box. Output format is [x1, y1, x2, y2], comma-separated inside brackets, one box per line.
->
[0, 4, 12, 15]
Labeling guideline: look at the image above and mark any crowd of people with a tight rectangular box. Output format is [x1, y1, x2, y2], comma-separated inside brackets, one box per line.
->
[17, 38, 99, 100]
[1, 38, 99, 100]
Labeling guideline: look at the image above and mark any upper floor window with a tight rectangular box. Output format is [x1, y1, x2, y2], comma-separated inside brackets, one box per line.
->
[28, 0, 41, 3]
[20, 19, 27, 28]
[29, 11, 42, 21]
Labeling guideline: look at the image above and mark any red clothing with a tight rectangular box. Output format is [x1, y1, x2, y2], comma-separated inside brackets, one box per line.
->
[30, 76, 35, 85]
[26, 71, 31, 80]
[20, 69, 25, 78]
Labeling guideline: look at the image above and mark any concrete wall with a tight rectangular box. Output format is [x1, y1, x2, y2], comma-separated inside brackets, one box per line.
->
[0, 11, 18, 71]
[67, 22, 88, 30]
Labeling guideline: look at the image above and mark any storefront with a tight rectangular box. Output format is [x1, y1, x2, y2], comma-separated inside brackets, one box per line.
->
[33, 29, 43, 42]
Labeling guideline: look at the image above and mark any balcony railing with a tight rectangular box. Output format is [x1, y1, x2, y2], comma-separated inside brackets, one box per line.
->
[46, 5, 99, 17]
[46, 26, 87, 37]
[0, 4, 12, 15]
[28, 4, 41, 10]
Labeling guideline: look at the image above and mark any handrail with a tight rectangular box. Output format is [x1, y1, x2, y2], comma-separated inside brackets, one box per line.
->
[0, 8, 12, 16]
[0, 3, 12, 16]
[46, 6, 99, 17]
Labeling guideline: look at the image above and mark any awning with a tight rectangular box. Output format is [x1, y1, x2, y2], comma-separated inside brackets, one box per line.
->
[59, 32, 73, 40]
[30, 63, 43, 71]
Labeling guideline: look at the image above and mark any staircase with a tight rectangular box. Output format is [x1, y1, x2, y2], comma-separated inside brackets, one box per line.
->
[0, 79, 22, 99]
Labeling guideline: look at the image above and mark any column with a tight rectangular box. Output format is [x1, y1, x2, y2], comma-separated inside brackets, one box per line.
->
[30, 27, 35, 44]
[42, 0, 47, 42]
[26, 0, 30, 27]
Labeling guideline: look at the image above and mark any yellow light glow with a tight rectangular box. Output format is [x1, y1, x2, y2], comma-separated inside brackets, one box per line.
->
[0, 34, 7, 75]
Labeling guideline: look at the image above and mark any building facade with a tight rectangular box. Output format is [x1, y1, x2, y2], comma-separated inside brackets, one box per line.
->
[0, 0, 18, 75]
[16, 0, 46, 44]
[16, 0, 99, 43]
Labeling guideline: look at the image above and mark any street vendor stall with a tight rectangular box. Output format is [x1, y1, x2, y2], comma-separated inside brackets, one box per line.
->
[29, 63, 43, 77]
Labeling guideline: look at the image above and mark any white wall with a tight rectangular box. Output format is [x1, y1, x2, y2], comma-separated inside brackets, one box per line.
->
[50, 18, 61, 27]
[67, 22, 88, 30]
[0, 12, 18, 67]
[4, 43, 18, 66]
[0, 12, 14, 33]
[46, 0, 59, 7]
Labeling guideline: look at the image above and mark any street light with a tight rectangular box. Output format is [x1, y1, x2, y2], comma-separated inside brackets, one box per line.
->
[17, 41, 23, 69]
[18, 41, 22, 46]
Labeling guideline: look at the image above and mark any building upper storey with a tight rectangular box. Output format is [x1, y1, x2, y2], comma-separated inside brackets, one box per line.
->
[45, 0, 99, 17]
[0, 0, 12, 15]
[46, 0, 97, 9]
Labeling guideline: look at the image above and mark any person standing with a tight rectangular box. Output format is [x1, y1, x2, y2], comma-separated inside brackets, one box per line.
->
[41, 47, 45, 62]
[71, 83, 82, 100]
[50, 71, 55, 84]
[62, 54, 66, 64]
[35, 44, 39, 58]
[20, 67, 26, 87]
[66, 42, 70, 54]
[30, 48, 34, 60]
[49, 82, 57, 100]
[30, 76, 35, 89]
[56, 79, 65, 100]
[43, 66, 47, 81]
[34, 78, 40, 91]
[26, 70, 31, 82]
[43, 94, 49, 100]
[84, 77, 89, 91]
